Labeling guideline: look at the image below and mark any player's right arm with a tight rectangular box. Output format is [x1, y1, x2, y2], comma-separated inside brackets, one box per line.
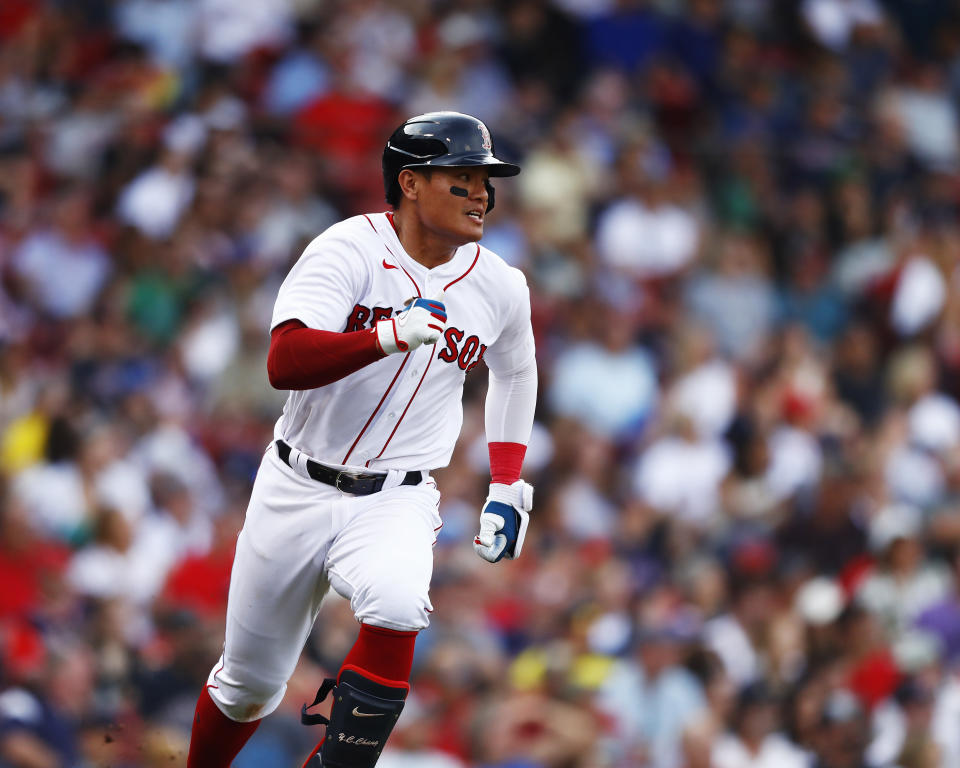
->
[268, 232, 445, 390]
[267, 320, 383, 390]
[267, 294, 446, 390]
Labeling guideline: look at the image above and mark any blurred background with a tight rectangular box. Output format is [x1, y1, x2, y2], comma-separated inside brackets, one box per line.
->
[4, 0, 960, 766]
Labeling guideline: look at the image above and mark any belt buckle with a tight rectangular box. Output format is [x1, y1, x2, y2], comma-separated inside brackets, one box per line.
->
[334, 471, 349, 493]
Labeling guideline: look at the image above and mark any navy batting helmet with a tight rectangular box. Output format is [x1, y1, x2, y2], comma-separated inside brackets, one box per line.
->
[382, 111, 519, 212]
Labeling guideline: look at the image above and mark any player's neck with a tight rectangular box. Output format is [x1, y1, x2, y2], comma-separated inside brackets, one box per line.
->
[390, 209, 461, 270]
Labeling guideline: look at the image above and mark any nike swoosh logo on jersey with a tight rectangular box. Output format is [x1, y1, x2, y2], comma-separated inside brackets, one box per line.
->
[382, 259, 397, 270]
[352, 707, 385, 718]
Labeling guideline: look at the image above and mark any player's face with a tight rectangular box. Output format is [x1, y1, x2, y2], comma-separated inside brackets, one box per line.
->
[418, 166, 490, 244]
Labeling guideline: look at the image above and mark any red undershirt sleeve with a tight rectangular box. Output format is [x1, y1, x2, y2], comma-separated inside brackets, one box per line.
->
[267, 319, 387, 390]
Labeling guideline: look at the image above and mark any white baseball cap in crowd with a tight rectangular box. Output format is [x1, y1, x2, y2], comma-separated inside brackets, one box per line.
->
[908, 392, 960, 454]
[794, 576, 845, 626]
[893, 629, 942, 673]
[868, 503, 923, 553]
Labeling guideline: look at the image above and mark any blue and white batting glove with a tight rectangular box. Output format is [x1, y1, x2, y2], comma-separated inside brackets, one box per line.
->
[375, 291, 446, 354]
[473, 480, 533, 563]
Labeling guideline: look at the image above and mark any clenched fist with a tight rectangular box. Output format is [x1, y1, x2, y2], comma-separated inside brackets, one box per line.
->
[375, 291, 446, 354]
[473, 480, 533, 563]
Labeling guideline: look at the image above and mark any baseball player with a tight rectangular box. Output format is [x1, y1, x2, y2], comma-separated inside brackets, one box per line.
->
[187, 111, 537, 768]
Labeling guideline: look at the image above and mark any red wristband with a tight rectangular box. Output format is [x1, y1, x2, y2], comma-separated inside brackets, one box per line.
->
[488, 441, 526, 484]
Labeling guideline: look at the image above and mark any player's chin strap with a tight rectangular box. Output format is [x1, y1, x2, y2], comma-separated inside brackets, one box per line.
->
[301, 667, 408, 768]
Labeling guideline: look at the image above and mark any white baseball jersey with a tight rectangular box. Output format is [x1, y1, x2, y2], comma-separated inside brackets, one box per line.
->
[270, 212, 536, 471]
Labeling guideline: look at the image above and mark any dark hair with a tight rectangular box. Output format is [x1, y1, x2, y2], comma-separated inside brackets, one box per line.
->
[46, 416, 79, 463]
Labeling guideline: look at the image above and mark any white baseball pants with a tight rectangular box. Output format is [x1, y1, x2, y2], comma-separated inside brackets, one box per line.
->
[206, 445, 440, 722]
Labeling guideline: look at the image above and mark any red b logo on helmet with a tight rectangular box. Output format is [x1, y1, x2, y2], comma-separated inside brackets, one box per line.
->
[478, 122, 492, 151]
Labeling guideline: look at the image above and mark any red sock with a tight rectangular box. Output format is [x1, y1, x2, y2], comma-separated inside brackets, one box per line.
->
[340, 623, 417, 683]
[187, 687, 260, 768]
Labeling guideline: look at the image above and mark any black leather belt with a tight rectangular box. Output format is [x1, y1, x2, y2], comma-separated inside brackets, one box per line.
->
[275, 440, 422, 495]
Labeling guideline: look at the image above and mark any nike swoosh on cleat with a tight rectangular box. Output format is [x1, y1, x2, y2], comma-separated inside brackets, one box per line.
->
[352, 707, 385, 718]
[382, 259, 397, 270]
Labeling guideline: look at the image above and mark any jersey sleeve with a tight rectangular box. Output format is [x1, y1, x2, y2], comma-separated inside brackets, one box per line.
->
[483, 267, 538, 446]
[271, 235, 367, 332]
[482, 267, 536, 377]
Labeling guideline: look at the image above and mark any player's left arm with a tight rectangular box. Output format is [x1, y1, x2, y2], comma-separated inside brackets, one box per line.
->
[473, 271, 538, 563]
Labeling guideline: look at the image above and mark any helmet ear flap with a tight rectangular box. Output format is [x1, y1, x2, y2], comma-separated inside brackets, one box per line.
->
[485, 179, 495, 213]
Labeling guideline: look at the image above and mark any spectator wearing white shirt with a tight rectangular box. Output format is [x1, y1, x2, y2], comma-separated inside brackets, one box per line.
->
[518, 112, 603, 247]
[11, 187, 111, 320]
[12, 415, 89, 543]
[549, 301, 659, 441]
[67, 507, 155, 603]
[596, 144, 701, 281]
[932, 669, 960, 768]
[705, 571, 778, 688]
[712, 682, 808, 768]
[883, 346, 952, 509]
[116, 116, 203, 240]
[685, 231, 778, 361]
[633, 410, 731, 528]
[597, 616, 707, 768]
[801, 0, 886, 52]
[667, 323, 737, 439]
[68, 481, 208, 611]
[196, 0, 293, 64]
[879, 65, 959, 171]
[857, 504, 953, 640]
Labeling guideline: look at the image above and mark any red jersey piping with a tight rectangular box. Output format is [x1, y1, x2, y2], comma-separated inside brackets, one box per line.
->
[444, 244, 481, 291]
[342, 353, 411, 464]
[369, 351, 436, 462]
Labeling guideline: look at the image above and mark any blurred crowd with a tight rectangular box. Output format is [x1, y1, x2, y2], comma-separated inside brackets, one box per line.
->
[4, 0, 960, 766]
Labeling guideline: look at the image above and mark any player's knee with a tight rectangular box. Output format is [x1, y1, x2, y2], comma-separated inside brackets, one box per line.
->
[352, 572, 432, 631]
[207, 663, 287, 722]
